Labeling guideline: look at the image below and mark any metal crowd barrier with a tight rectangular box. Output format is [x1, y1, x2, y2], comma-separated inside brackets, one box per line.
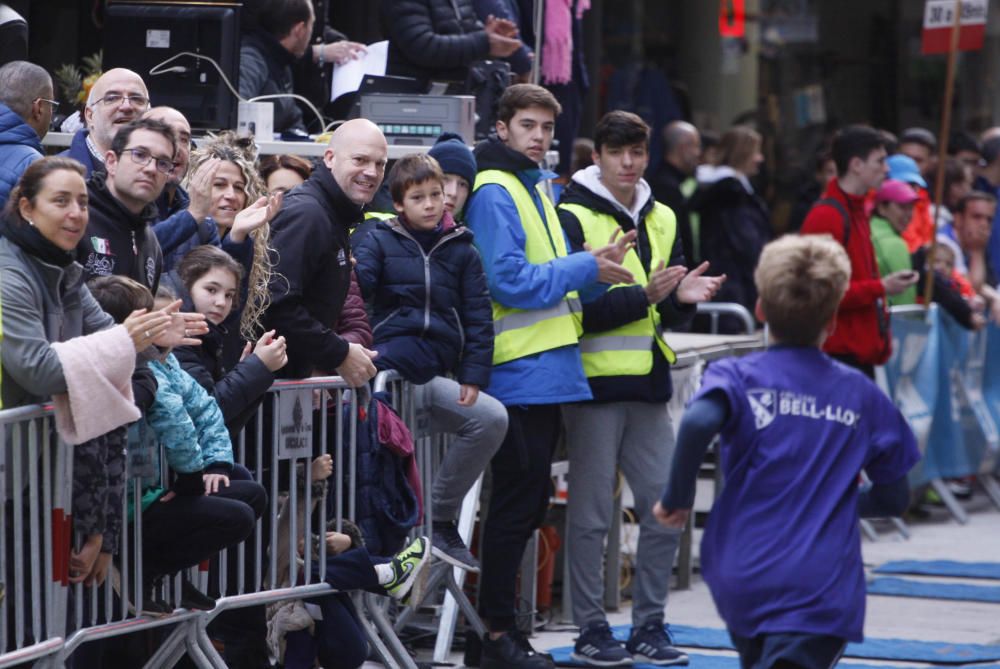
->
[1, 375, 439, 669]
[0, 404, 73, 669]
[369, 371, 489, 665]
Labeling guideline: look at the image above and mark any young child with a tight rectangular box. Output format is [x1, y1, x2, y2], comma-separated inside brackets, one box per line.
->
[268, 454, 432, 669]
[169, 245, 288, 433]
[88, 276, 268, 614]
[353, 154, 508, 571]
[656, 235, 920, 669]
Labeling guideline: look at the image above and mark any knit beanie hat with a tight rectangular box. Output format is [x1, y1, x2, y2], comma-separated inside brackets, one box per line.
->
[429, 132, 477, 186]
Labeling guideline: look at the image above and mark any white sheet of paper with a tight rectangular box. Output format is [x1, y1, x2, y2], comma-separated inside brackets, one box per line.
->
[330, 40, 389, 102]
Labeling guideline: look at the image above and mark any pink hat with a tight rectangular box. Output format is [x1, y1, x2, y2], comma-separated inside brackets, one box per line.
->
[876, 179, 918, 204]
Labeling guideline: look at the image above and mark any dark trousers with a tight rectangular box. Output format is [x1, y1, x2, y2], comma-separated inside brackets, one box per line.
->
[730, 631, 847, 669]
[478, 404, 561, 631]
[142, 465, 267, 580]
[283, 547, 384, 669]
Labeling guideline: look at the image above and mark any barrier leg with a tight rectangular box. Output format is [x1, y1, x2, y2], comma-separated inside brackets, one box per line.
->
[355, 592, 417, 669]
[890, 517, 911, 540]
[859, 519, 879, 542]
[676, 514, 693, 590]
[143, 624, 190, 669]
[194, 616, 228, 669]
[979, 474, 1000, 511]
[929, 478, 969, 524]
[183, 622, 216, 669]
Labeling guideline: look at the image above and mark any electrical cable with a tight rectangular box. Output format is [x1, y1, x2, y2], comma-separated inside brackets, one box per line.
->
[148, 51, 329, 134]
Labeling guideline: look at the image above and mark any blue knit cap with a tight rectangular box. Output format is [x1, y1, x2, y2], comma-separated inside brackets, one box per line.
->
[429, 132, 477, 186]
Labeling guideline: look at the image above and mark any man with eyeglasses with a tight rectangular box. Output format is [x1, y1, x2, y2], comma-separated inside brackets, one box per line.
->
[61, 68, 150, 177]
[0, 60, 55, 208]
[77, 118, 175, 293]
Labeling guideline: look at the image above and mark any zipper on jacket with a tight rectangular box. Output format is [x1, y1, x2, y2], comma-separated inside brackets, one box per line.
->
[389, 222, 466, 338]
[131, 230, 138, 255]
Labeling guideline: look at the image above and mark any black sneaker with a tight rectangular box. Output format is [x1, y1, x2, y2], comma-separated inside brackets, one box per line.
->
[180, 578, 217, 611]
[482, 631, 555, 669]
[572, 621, 633, 667]
[625, 621, 688, 666]
[431, 521, 481, 572]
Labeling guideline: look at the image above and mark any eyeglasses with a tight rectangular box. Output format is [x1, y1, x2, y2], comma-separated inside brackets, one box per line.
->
[121, 147, 174, 175]
[34, 97, 60, 111]
[91, 93, 149, 108]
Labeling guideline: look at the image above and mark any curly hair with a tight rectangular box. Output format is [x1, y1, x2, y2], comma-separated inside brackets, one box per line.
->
[185, 131, 273, 342]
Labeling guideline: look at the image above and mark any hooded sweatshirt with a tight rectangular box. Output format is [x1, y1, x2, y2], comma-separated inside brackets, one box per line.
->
[78, 172, 164, 292]
[559, 166, 695, 402]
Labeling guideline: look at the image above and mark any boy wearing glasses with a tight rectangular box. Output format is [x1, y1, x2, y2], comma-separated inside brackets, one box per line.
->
[77, 118, 175, 293]
[61, 68, 150, 177]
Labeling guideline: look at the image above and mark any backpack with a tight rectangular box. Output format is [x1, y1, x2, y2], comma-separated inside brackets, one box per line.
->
[810, 197, 851, 245]
[333, 391, 419, 556]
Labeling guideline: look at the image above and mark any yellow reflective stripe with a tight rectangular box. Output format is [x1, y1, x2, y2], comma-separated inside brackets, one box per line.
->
[578, 334, 654, 355]
[494, 301, 574, 336]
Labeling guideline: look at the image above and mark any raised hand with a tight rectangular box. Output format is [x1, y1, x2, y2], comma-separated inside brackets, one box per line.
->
[230, 191, 283, 243]
[676, 261, 727, 304]
[185, 157, 221, 222]
[644, 261, 687, 305]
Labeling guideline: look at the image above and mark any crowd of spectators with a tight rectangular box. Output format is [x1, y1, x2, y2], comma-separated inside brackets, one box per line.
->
[2, 1, 997, 666]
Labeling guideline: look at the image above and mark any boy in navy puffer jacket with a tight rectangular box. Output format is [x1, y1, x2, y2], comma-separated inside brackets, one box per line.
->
[353, 154, 507, 571]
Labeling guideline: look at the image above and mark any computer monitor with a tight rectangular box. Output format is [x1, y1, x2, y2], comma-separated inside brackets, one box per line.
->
[103, 1, 241, 130]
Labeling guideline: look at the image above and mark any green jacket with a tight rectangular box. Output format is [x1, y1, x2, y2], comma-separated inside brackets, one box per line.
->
[870, 215, 916, 306]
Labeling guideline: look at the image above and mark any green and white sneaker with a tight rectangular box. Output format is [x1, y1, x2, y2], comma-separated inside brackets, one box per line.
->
[384, 536, 430, 600]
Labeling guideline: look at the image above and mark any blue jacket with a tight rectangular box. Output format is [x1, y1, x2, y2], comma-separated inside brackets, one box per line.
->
[465, 137, 604, 406]
[0, 103, 43, 210]
[59, 128, 102, 177]
[147, 353, 234, 485]
[353, 215, 494, 387]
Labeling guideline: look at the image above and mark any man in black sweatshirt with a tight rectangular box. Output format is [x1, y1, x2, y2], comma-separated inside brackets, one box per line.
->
[263, 118, 385, 385]
[78, 117, 173, 293]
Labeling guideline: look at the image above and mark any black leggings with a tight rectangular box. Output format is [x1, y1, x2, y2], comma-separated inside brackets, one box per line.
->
[142, 465, 266, 580]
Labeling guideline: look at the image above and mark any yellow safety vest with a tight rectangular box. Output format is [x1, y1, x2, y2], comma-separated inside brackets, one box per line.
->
[473, 169, 582, 365]
[363, 211, 396, 222]
[559, 201, 678, 377]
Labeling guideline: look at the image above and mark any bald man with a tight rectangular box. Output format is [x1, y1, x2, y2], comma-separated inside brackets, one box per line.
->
[651, 120, 701, 266]
[61, 67, 150, 176]
[263, 119, 387, 383]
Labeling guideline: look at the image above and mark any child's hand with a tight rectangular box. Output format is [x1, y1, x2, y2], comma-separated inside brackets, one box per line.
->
[325, 531, 353, 554]
[312, 454, 333, 482]
[253, 330, 289, 372]
[240, 341, 253, 362]
[124, 309, 172, 352]
[203, 473, 230, 495]
[969, 294, 987, 312]
[458, 384, 480, 407]
[69, 534, 103, 584]
[972, 313, 988, 330]
[652, 501, 689, 530]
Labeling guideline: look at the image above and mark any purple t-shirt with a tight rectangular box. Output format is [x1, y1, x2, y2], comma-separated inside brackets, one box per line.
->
[696, 347, 919, 642]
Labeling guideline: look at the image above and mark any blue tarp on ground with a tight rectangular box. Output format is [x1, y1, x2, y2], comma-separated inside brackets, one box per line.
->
[868, 576, 1000, 603]
[874, 559, 1000, 579]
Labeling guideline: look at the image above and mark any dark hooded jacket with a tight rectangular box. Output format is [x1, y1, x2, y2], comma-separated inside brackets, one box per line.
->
[78, 172, 164, 293]
[353, 214, 493, 386]
[691, 167, 770, 332]
[263, 164, 362, 378]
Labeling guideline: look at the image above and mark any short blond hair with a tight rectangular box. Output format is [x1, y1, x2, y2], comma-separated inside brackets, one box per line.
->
[754, 235, 851, 346]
